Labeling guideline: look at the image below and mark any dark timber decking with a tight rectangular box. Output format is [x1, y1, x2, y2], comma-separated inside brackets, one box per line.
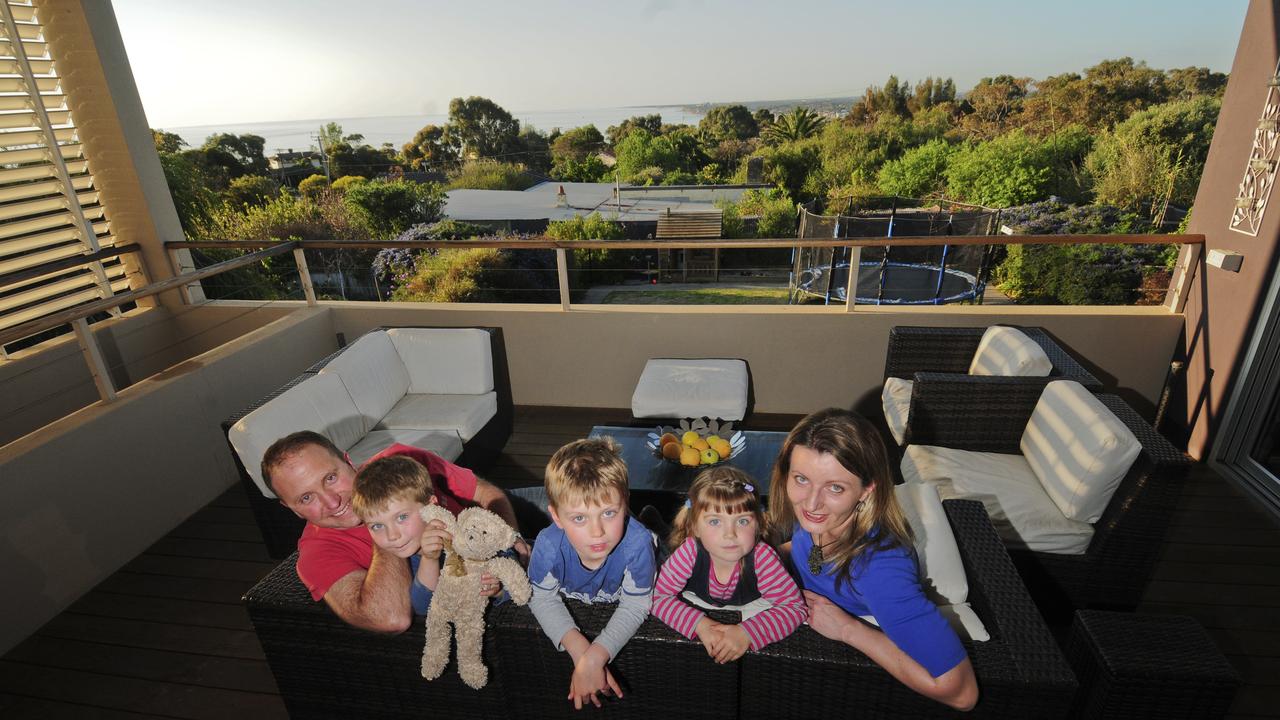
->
[1, 406, 1277, 718]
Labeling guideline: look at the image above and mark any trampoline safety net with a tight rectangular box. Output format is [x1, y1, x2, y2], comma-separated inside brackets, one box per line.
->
[790, 199, 1001, 305]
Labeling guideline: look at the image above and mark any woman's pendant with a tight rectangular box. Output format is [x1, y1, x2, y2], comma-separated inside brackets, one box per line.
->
[807, 543, 824, 575]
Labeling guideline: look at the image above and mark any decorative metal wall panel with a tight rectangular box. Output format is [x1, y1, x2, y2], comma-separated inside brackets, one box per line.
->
[1231, 57, 1280, 236]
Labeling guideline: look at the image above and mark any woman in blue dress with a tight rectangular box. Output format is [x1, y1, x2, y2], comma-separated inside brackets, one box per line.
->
[767, 408, 978, 711]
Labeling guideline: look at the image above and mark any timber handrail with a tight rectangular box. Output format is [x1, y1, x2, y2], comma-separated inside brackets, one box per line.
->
[169, 233, 1204, 252]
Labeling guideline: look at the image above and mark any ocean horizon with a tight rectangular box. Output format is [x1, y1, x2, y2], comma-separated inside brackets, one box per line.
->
[165, 105, 707, 155]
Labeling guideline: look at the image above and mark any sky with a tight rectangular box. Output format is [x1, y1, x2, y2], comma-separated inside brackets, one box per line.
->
[111, 0, 1250, 129]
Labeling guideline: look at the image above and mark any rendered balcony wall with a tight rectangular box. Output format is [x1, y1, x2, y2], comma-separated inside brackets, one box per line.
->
[323, 302, 1182, 416]
[0, 306, 334, 654]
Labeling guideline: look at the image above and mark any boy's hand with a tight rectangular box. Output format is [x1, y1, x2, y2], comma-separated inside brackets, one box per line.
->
[513, 537, 532, 567]
[567, 644, 620, 709]
[694, 616, 723, 659]
[418, 519, 451, 561]
[711, 624, 751, 664]
[478, 572, 503, 598]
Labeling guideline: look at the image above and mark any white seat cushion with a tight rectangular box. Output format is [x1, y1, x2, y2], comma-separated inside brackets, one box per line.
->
[631, 358, 749, 421]
[968, 326, 1053, 377]
[902, 444, 1094, 555]
[386, 328, 494, 395]
[1021, 380, 1142, 524]
[375, 392, 499, 441]
[882, 377, 914, 446]
[346, 429, 464, 468]
[228, 373, 366, 498]
[318, 331, 410, 431]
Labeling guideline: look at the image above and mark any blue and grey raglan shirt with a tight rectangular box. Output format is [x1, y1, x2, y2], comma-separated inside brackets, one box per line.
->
[526, 515, 656, 659]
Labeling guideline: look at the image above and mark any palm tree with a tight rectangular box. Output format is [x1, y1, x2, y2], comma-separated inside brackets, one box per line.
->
[763, 107, 828, 144]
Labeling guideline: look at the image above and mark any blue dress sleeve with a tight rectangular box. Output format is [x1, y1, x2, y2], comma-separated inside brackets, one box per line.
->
[855, 547, 966, 678]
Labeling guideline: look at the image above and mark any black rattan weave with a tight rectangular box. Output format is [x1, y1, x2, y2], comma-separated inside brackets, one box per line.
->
[1065, 610, 1240, 719]
[907, 389, 1190, 618]
[884, 326, 1101, 386]
[244, 553, 506, 719]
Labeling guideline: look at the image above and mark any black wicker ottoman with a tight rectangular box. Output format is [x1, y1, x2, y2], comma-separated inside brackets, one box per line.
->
[1065, 610, 1240, 719]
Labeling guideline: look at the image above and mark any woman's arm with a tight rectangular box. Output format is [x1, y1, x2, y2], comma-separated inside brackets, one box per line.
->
[805, 590, 977, 710]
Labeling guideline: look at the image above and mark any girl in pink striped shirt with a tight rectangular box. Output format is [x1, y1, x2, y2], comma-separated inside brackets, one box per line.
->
[651, 467, 807, 663]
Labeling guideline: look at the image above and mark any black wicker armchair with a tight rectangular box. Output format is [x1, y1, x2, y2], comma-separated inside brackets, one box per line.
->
[243, 499, 1075, 720]
[222, 326, 514, 559]
[883, 326, 1102, 446]
[903, 376, 1190, 619]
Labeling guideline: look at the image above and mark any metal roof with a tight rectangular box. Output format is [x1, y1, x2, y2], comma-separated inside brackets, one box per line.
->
[443, 181, 768, 222]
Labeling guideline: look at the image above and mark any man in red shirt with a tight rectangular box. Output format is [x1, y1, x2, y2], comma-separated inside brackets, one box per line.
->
[262, 431, 524, 633]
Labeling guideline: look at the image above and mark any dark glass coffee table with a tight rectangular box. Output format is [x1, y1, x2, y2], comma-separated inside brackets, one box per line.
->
[588, 425, 788, 495]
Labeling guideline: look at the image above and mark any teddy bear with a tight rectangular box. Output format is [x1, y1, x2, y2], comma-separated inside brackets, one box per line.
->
[419, 503, 532, 690]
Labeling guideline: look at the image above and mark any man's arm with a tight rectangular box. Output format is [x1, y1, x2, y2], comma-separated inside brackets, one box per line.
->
[322, 545, 413, 633]
[472, 479, 530, 561]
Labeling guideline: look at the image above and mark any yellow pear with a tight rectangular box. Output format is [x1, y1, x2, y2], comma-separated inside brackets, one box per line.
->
[680, 446, 701, 467]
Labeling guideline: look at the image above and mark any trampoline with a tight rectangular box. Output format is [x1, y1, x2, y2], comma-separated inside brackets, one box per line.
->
[789, 198, 1001, 306]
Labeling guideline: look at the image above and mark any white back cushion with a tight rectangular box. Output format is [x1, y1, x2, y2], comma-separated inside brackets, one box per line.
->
[228, 373, 365, 498]
[968, 326, 1053, 377]
[903, 444, 1095, 554]
[1021, 381, 1142, 524]
[895, 481, 967, 605]
[881, 377, 914, 446]
[387, 328, 494, 395]
[318, 331, 409, 428]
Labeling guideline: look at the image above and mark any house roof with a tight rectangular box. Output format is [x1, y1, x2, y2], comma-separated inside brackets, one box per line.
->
[443, 181, 769, 222]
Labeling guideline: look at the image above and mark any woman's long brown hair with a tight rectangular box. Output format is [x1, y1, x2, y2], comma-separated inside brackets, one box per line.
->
[766, 408, 912, 589]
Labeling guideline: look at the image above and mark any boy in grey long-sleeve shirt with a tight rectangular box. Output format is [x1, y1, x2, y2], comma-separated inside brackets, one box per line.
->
[526, 438, 656, 710]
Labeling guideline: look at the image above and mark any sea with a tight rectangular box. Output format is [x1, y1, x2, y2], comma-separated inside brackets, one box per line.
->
[166, 105, 706, 155]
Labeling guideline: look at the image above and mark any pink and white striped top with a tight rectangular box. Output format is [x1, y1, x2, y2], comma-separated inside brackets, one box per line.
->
[651, 537, 807, 650]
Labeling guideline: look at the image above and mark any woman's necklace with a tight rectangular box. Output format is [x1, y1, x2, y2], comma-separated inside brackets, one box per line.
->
[807, 535, 837, 575]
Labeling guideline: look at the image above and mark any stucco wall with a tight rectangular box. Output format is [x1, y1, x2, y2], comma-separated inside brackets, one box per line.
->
[324, 302, 1182, 419]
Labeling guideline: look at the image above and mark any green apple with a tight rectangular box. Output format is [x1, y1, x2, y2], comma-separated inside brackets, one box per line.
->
[700, 448, 720, 465]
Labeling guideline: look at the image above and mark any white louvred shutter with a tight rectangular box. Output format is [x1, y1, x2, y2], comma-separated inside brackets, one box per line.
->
[0, 1, 138, 351]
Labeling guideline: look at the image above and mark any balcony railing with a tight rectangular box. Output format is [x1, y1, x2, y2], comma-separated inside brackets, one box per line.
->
[0, 233, 1204, 407]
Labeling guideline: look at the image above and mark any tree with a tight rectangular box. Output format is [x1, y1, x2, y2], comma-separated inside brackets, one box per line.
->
[907, 77, 956, 115]
[698, 105, 758, 145]
[328, 142, 397, 179]
[318, 122, 364, 154]
[199, 133, 268, 179]
[945, 130, 1053, 207]
[551, 125, 605, 164]
[342, 178, 446, 239]
[763, 107, 827, 144]
[445, 161, 537, 190]
[157, 151, 218, 233]
[752, 108, 775, 127]
[847, 75, 911, 125]
[551, 155, 611, 183]
[876, 139, 957, 198]
[957, 75, 1030, 140]
[298, 174, 330, 199]
[614, 129, 679, 179]
[1085, 96, 1220, 219]
[447, 96, 521, 160]
[516, 126, 552, 174]
[606, 114, 662, 147]
[402, 123, 461, 171]
[222, 175, 279, 208]
[152, 129, 186, 154]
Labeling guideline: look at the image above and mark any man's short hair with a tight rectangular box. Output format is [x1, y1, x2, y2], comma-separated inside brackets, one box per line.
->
[261, 431, 344, 495]
[544, 437, 629, 510]
[352, 455, 435, 518]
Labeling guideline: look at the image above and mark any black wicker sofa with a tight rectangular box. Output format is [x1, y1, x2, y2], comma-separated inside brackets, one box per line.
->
[243, 499, 1076, 720]
[222, 326, 514, 559]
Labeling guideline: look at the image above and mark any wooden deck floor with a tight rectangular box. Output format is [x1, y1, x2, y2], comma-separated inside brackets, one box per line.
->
[2, 406, 1277, 718]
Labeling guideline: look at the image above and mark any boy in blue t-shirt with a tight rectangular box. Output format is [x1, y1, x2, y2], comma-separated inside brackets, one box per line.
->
[527, 438, 656, 710]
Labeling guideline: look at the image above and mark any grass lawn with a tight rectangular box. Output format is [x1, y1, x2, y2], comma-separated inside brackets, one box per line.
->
[601, 287, 791, 304]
